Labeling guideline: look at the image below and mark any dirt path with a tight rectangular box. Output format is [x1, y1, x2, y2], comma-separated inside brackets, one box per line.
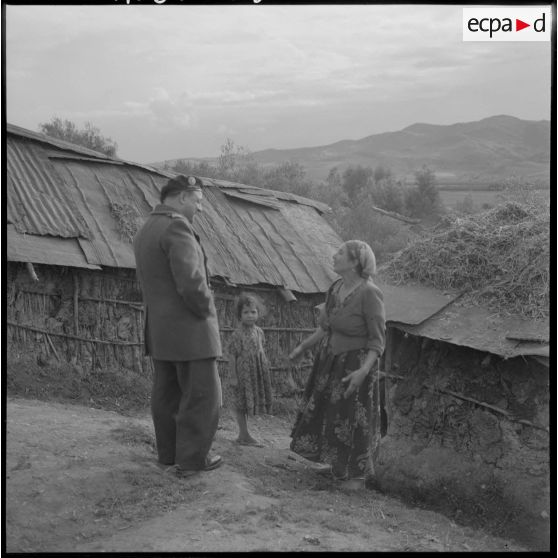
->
[5, 397, 526, 552]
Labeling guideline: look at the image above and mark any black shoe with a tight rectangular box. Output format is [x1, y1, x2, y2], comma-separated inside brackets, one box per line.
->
[364, 475, 382, 492]
[203, 454, 223, 471]
[311, 463, 332, 476]
[156, 460, 175, 468]
[175, 454, 223, 477]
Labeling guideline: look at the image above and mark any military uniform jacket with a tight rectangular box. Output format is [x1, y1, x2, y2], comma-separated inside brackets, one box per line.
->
[133, 204, 222, 361]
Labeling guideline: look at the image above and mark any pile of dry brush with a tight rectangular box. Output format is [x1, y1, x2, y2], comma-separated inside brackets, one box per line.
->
[381, 201, 549, 319]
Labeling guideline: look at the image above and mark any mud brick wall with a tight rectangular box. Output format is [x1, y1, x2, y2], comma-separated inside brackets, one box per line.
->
[376, 329, 549, 551]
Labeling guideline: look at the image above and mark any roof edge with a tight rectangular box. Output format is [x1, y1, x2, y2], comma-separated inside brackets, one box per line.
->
[7, 122, 172, 179]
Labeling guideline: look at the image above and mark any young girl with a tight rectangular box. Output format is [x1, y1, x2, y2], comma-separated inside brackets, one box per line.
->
[227, 293, 273, 446]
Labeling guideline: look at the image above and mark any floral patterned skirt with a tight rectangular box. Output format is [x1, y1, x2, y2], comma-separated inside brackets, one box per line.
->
[233, 354, 273, 416]
[290, 341, 380, 480]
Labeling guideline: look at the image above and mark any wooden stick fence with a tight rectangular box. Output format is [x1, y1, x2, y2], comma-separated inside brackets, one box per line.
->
[7, 321, 313, 369]
[73, 273, 79, 334]
[13, 290, 317, 334]
[7, 321, 144, 347]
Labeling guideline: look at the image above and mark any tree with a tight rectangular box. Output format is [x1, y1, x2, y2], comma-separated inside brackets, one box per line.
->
[370, 178, 405, 214]
[217, 138, 254, 179]
[316, 167, 346, 208]
[262, 161, 312, 197]
[405, 165, 442, 218]
[39, 117, 118, 157]
[171, 139, 315, 197]
[341, 165, 373, 203]
[326, 167, 342, 191]
[373, 165, 391, 183]
[172, 159, 220, 179]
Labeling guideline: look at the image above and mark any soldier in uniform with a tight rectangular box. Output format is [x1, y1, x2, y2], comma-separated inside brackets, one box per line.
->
[133, 174, 223, 476]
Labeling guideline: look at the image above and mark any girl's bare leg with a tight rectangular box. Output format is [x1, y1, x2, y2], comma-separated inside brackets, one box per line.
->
[234, 410, 261, 445]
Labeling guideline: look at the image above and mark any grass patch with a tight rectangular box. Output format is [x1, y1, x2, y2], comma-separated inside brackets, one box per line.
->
[7, 352, 151, 414]
[91, 468, 206, 524]
[319, 515, 361, 534]
[109, 425, 155, 450]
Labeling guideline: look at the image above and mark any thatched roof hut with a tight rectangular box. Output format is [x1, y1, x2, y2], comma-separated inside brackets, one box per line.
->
[374, 207, 550, 551]
[5, 122, 343, 405]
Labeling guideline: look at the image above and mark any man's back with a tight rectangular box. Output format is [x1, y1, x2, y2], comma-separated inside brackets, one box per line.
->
[133, 205, 221, 361]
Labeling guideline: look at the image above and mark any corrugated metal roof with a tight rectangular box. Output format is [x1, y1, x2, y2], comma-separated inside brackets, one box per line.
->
[7, 225, 101, 270]
[221, 189, 281, 210]
[392, 301, 549, 359]
[6, 137, 91, 238]
[6, 124, 340, 293]
[6, 123, 175, 176]
[378, 281, 458, 325]
[206, 177, 329, 213]
[50, 160, 153, 269]
[194, 187, 335, 291]
[6, 123, 117, 160]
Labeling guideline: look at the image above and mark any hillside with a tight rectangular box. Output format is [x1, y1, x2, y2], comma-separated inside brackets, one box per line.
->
[152, 115, 550, 187]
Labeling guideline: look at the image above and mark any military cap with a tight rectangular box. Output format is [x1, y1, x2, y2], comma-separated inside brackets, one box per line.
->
[160, 175, 203, 202]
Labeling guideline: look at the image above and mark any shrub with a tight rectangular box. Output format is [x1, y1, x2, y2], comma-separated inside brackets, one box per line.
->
[39, 117, 118, 157]
[334, 197, 412, 264]
[6, 352, 151, 413]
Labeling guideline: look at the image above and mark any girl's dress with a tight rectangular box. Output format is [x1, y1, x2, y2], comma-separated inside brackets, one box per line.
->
[228, 324, 273, 415]
[290, 278, 386, 480]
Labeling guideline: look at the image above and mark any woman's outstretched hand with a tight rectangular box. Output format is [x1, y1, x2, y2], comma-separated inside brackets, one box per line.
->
[341, 368, 368, 399]
[288, 345, 304, 362]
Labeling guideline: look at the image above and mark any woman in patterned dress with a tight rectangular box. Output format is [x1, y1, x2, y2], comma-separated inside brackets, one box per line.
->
[288, 240, 386, 488]
[227, 293, 273, 447]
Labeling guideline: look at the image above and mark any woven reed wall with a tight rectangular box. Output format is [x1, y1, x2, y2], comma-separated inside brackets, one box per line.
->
[6, 262, 323, 404]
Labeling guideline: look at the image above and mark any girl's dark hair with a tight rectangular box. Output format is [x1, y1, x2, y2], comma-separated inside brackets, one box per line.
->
[235, 293, 262, 320]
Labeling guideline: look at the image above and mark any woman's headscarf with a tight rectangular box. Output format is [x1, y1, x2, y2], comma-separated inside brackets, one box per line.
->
[343, 240, 377, 279]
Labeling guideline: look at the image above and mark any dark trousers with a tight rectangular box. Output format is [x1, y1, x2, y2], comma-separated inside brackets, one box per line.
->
[151, 358, 221, 469]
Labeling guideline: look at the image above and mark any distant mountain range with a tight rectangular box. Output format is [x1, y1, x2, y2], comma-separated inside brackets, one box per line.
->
[152, 115, 550, 187]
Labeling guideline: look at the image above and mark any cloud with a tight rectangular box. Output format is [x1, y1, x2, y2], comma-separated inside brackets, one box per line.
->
[5, 4, 551, 164]
[192, 88, 286, 105]
[103, 88, 194, 129]
[149, 100, 193, 129]
[216, 124, 236, 138]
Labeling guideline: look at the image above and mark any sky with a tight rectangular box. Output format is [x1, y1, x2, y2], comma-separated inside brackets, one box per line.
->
[4, 3, 553, 164]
